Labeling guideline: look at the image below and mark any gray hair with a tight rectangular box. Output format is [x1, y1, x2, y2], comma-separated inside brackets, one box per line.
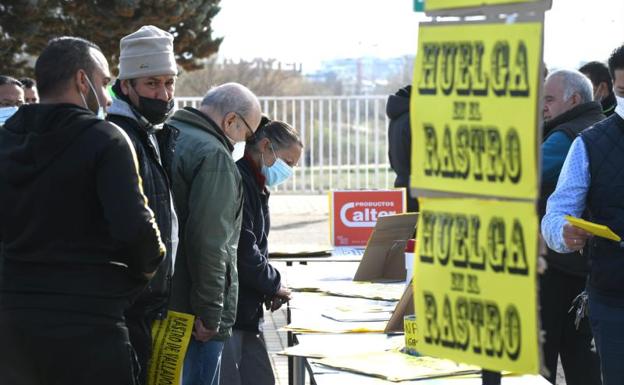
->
[200, 82, 259, 120]
[547, 69, 594, 103]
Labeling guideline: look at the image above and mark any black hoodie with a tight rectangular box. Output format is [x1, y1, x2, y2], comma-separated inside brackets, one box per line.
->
[386, 85, 418, 212]
[0, 103, 165, 318]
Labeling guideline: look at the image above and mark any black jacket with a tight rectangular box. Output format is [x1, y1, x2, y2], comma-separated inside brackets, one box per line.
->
[387, 85, 418, 212]
[107, 84, 178, 319]
[539, 102, 605, 276]
[234, 155, 281, 332]
[0, 103, 165, 319]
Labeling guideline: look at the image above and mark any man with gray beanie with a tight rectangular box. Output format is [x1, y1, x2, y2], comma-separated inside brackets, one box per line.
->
[107, 25, 180, 385]
[167, 83, 261, 385]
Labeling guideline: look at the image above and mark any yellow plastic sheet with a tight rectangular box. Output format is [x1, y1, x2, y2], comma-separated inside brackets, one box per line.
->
[565, 216, 621, 242]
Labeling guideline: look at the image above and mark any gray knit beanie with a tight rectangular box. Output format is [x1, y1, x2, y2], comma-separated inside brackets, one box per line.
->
[118, 25, 177, 80]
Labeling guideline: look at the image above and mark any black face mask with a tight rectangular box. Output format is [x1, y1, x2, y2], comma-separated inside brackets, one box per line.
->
[136, 95, 175, 125]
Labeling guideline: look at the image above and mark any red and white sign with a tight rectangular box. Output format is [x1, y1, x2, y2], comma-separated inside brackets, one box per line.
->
[330, 189, 407, 246]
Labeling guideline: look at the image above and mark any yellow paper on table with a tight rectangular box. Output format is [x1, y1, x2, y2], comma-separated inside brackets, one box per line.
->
[147, 311, 195, 385]
[565, 216, 621, 242]
[316, 350, 480, 382]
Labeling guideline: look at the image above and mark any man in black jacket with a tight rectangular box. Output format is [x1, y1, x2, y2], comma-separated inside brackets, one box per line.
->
[107, 25, 179, 385]
[386, 85, 417, 212]
[579, 61, 617, 117]
[539, 69, 604, 385]
[0, 37, 165, 385]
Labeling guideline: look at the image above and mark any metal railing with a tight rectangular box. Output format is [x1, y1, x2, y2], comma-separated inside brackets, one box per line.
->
[175, 95, 393, 193]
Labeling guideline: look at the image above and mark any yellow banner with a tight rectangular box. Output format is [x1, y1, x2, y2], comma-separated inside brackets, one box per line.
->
[410, 23, 542, 199]
[148, 311, 195, 385]
[413, 198, 539, 374]
[425, 0, 543, 11]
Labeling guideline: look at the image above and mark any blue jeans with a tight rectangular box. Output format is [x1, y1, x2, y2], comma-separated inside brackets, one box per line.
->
[589, 289, 624, 385]
[183, 338, 225, 385]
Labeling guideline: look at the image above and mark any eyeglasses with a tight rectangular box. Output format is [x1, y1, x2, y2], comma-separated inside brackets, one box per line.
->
[235, 112, 255, 139]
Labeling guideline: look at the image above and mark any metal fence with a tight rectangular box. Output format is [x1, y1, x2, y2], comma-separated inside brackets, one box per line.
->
[175, 95, 393, 193]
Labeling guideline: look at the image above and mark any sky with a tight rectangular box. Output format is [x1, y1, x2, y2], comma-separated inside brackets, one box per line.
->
[211, 0, 624, 73]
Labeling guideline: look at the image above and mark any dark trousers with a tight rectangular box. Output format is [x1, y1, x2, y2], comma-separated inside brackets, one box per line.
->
[0, 308, 139, 385]
[126, 312, 156, 385]
[221, 329, 275, 385]
[589, 289, 624, 385]
[539, 268, 602, 385]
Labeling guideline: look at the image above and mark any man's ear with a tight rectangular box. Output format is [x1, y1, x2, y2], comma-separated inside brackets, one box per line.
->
[120, 79, 131, 96]
[595, 81, 608, 101]
[74, 70, 88, 95]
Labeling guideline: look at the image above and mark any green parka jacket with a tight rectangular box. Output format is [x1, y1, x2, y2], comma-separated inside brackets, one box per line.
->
[167, 107, 243, 340]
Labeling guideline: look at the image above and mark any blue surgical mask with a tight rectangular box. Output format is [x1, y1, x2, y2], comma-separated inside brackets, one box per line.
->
[261, 143, 293, 186]
[0, 106, 19, 125]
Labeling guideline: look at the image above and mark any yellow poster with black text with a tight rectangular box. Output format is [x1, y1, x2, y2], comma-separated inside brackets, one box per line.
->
[413, 198, 539, 374]
[410, 23, 542, 199]
[147, 311, 195, 385]
[425, 0, 542, 11]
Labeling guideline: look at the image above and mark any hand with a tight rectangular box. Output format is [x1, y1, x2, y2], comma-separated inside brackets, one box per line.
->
[563, 223, 592, 251]
[192, 318, 218, 342]
[275, 286, 292, 301]
[264, 285, 292, 312]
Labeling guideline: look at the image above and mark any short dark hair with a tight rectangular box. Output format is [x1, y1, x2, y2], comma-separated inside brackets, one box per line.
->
[35, 36, 102, 98]
[607, 44, 624, 81]
[247, 119, 303, 152]
[0, 75, 23, 88]
[579, 61, 613, 90]
[19, 77, 36, 89]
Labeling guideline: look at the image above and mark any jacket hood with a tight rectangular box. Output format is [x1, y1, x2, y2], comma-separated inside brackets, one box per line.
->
[386, 85, 411, 120]
[168, 107, 234, 152]
[0, 103, 101, 185]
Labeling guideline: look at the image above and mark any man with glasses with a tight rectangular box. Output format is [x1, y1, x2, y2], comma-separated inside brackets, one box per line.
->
[167, 82, 261, 385]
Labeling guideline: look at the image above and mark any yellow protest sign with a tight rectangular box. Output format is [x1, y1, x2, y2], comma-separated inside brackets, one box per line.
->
[148, 311, 195, 385]
[425, 0, 543, 11]
[410, 22, 543, 199]
[413, 198, 539, 374]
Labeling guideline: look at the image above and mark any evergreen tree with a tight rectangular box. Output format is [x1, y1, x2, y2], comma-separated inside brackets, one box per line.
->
[0, 0, 222, 77]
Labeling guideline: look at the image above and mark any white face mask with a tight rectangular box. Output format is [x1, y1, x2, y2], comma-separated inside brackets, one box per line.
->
[231, 141, 246, 162]
[0, 106, 19, 125]
[615, 95, 624, 119]
[79, 74, 105, 119]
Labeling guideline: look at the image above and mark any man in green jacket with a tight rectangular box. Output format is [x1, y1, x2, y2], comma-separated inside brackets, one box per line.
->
[167, 82, 261, 385]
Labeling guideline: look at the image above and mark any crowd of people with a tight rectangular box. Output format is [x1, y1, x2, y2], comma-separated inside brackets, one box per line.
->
[0, 25, 301, 385]
[387, 44, 624, 385]
[3, 20, 624, 385]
